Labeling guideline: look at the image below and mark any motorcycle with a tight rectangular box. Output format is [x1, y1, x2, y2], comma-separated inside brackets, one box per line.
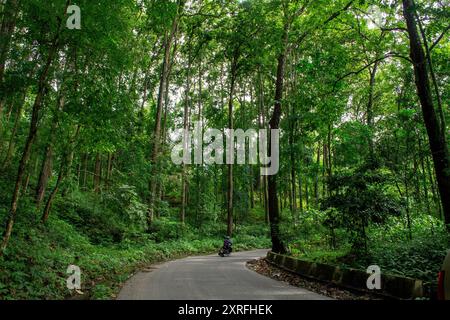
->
[218, 246, 232, 257]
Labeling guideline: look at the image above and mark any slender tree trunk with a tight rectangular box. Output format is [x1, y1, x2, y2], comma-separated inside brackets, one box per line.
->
[327, 124, 332, 183]
[195, 57, 204, 224]
[279, 195, 283, 213]
[418, 133, 431, 215]
[161, 36, 177, 147]
[181, 41, 192, 224]
[305, 176, 309, 208]
[404, 173, 413, 241]
[415, 8, 446, 137]
[263, 175, 269, 224]
[35, 94, 64, 207]
[0, 98, 4, 150]
[42, 126, 80, 223]
[5, 99, 14, 121]
[35, 139, 54, 207]
[412, 146, 422, 205]
[1, 96, 23, 168]
[148, 0, 184, 226]
[0, 0, 18, 85]
[322, 140, 327, 198]
[314, 142, 320, 206]
[298, 172, 303, 215]
[42, 161, 64, 223]
[250, 166, 254, 209]
[105, 152, 113, 186]
[227, 62, 237, 237]
[367, 62, 378, 164]
[267, 21, 289, 254]
[93, 153, 101, 193]
[82, 153, 88, 190]
[288, 104, 297, 220]
[402, 0, 450, 229]
[404, 131, 413, 240]
[0, 20, 63, 254]
[257, 69, 269, 224]
[426, 152, 442, 218]
[22, 157, 37, 195]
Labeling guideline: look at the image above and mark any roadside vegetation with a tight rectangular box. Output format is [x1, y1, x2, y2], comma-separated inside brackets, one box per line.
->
[0, 183, 270, 299]
[0, 0, 448, 300]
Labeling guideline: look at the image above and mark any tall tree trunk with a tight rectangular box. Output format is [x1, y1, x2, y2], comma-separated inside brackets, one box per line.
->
[161, 39, 177, 146]
[1, 95, 24, 168]
[327, 124, 332, 184]
[0, 99, 4, 152]
[250, 166, 254, 209]
[0, 0, 18, 86]
[418, 133, 431, 215]
[22, 156, 38, 195]
[181, 40, 192, 224]
[314, 142, 320, 206]
[426, 152, 442, 218]
[415, 8, 446, 137]
[42, 126, 80, 223]
[5, 99, 14, 121]
[35, 138, 54, 207]
[82, 153, 88, 189]
[404, 131, 413, 240]
[93, 153, 101, 193]
[42, 163, 64, 223]
[288, 104, 297, 221]
[298, 172, 303, 215]
[0, 13, 64, 254]
[148, 0, 184, 226]
[35, 95, 64, 207]
[227, 60, 237, 237]
[305, 176, 309, 208]
[267, 21, 289, 254]
[402, 0, 450, 229]
[412, 145, 422, 205]
[322, 140, 327, 198]
[105, 153, 113, 185]
[367, 62, 379, 164]
[257, 69, 269, 224]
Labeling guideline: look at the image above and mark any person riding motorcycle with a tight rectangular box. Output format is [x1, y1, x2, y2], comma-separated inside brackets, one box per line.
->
[223, 236, 232, 252]
[219, 236, 233, 256]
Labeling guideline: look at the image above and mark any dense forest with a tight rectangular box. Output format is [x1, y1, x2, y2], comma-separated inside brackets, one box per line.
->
[0, 0, 449, 299]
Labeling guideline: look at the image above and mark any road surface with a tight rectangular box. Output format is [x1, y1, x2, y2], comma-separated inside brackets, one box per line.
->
[117, 249, 331, 300]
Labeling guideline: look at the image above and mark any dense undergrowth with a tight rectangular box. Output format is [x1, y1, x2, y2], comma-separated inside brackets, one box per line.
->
[0, 172, 448, 299]
[0, 187, 270, 300]
[284, 209, 449, 290]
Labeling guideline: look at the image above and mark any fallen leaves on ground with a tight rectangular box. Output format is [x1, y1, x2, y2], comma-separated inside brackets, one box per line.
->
[246, 258, 382, 300]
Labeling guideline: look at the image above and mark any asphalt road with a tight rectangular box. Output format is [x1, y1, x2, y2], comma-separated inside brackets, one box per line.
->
[117, 249, 331, 300]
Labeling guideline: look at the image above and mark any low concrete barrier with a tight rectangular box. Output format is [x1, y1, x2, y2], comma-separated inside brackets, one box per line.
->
[266, 251, 423, 299]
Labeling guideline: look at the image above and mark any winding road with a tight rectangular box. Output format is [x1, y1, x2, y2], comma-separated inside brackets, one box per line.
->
[117, 249, 331, 300]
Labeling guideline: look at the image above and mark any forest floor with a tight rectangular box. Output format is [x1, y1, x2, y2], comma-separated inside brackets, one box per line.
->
[247, 258, 382, 300]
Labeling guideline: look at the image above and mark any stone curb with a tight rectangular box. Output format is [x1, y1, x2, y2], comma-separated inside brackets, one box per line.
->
[266, 251, 423, 299]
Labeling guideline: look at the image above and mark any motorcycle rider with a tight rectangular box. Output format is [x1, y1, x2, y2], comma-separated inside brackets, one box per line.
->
[223, 236, 232, 253]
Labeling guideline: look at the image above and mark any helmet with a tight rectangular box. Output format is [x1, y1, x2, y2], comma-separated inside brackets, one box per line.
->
[225, 236, 230, 239]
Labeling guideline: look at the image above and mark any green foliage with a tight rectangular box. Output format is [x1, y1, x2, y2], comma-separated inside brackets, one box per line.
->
[1, 0, 449, 301]
[0, 203, 269, 300]
[148, 217, 191, 242]
[348, 216, 450, 286]
[58, 192, 127, 245]
[290, 211, 449, 286]
[321, 166, 402, 252]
